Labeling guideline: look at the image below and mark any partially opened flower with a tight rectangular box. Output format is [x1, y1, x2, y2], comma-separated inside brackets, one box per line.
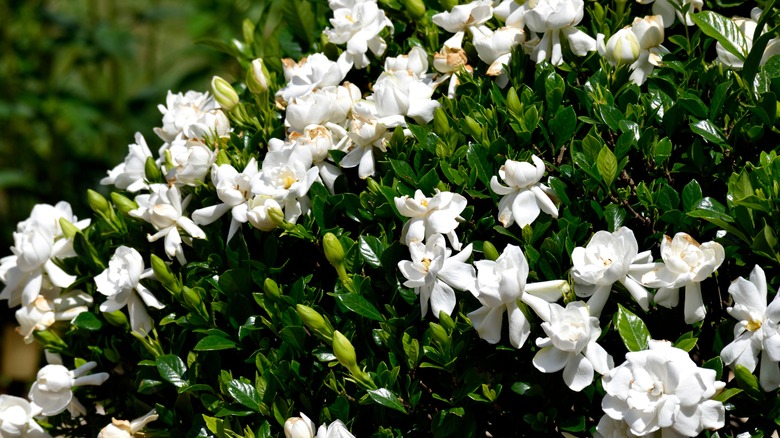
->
[473, 27, 525, 87]
[16, 290, 92, 343]
[101, 132, 153, 192]
[95, 246, 164, 335]
[468, 244, 567, 348]
[285, 84, 361, 133]
[153, 90, 230, 143]
[532, 301, 613, 391]
[160, 138, 215, 187]
[570, 227, 654, 316]
[394, 189, 467, 250]
[432, 33, 473, 98]
[721, 265, 780, 391]
[715, 9, 780, 70]
[627, 15, 669, 85]
[284, 413, 315, 438]
[490, 155, 558, 229]
[252, 146, 319, 224]
[130, 184, 206, 264]
[0, 395, 50, 437]
[601, 340, 725, 437]
[192, 159, 259, 242]
[636, 0, 703, 27]
[432, 0, 493, 48]
[524, 0, 597, 66]
[287, 125, 345, 193]
[98, 409, 158, 438]
[29, 362, 109, 417]
[276, 53, 350, 106]
[339, 100, 403, 179]
[315, 419, 355, 438]
[397, 233, 476, 318]
[598, 27, 640, 66]
[324, 0, 393, 69]
[641, 233, 724, 324]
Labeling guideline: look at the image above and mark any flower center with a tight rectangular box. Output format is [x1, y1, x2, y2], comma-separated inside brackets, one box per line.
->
[746, 319, 762, 331]
[422, 258, 432, 271]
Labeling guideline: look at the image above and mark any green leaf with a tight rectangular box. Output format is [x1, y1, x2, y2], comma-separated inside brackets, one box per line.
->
[390, 159, 417, 185]
[689, 119, 726, 144]
[156, 355, 187, 388]
[702, 356, 724, 380]
[282, 0, 316, 49]
[712, 387, 743, 403]
[359, 236, 384, 268]
[367, 388, 408, 414]
[752, 223, 780, 263]
[511, 382, 531, 395]
[654, 137, 672, 164]
[194, 335, 238, 351]
[549, 105, 577, 146]
[544, 70, 565, 114]
[682, 179, 703, 212]
[466, 144, 493, 187]
[227, 379, 263, 412]
[614, 304, 651, 352]
[402, 332, 420, 368]
[335, 293, 384, 321]
[691, 11, 748, 62]
[71, 312, 103, 331]
[598, 105, 623, 132]
[597, 145, 618, 188]
[733, 364, 763, 400]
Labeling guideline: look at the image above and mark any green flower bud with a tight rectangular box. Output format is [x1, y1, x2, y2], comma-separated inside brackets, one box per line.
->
[401, 0, 426, 19]
[211, 76, 240, 112]
[183, 286, 209, 321]
[482, 241, 499, 261]
[506, 87, 522, 115]
[323, 233, 346, 267]
[144, 156, 163, 183]
[365, 177, 381, 194]
[33, 330, 68, 350]
[151, 254, 181, 296]
[332, 330, 358, 370]
[268, 206, 290, 229]
[111, 192, 138, 216]
[87, 189, 111, 217]
[215, 149, 231, 167]
[433, 107, 450, 136]
[103, 309, 130, 330]
[464, 115, 483, 139]
[58, 218, 79, 239]
[296, 304, 334, 342]
[247, 58, 270, 95]
[263, 278, 282, 300]
[429, 322, 449, 345]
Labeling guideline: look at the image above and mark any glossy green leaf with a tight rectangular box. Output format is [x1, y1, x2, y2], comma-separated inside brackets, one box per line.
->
[359, 235, 384, 268]
[614, 304, 651, 352]
[597, 145, 618, 188]
[227, 379, 263, 412]
[689, 119, 726, 144]
[367, 388, 408, 414]
[156, 355, 187, 388]
[682, 179, 703, 212]
[193, 335, 237, 351]
[72, 312, 103, 331]
[550, 105, 576, 146]
[335, 293, 384, 321]
[733, 364, 763, 400]
[691, 11, 748, 61]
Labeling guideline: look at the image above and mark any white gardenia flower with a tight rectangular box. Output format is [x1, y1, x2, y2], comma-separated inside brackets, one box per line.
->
[276, 53, 350, 106]
[721, 265, 780, 391]
[715, 9, 780, 70]
[324, 0, 393, 70]
[625, 15, 669, 85]
[246, 197, 283, 232]
[129, 184, 206, 264]
[397, 233, 477, 318]
[468, 244, 567, 348]
[95, 246, 164, 335]
[384, 46, 430, 78]
[532, 301, 613, 391]
[598, 28, 640, 66]
[432, 33, 472, 99]
[339, 100, 403, 179]
[493, 0, 531, 29]
[252, 147, 319, 225]
[601, 340, 725, 437]
[0, 202, 88, 308]
[97, 409, 158, 438]
[641, 233, 725, 324]
[594, 415, 642, 438]
[315, 420, 355, 438]
[284, 413, 315, 438]
[160, 138, 216, 187]
[636, 0, 703, 27]
[373, 57, 440, 125]
[287, 125, 345, 194]
[394, 189, 467, 250]
[570, 227, 655, 316]
[432, 0, 494, 43]
[524, 0, 597, 66]
[153, 90, 230, 143]
[192, 159, 260, 242]
[285, 84, 362, 134]
[29, 362, 110, 417]
[101, 132, 153, 192]
[473, 27, 525, 87]
[490, 155, 558, 229]
[16, 290, 92, 344]
[0, 395, 50, 438]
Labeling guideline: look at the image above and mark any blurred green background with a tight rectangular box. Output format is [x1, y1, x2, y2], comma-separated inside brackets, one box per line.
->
[0, 0, 261, 391]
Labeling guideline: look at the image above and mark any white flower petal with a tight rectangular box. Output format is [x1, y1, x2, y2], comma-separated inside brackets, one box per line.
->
[533, 346, 569, 373]
[562, 353, 594, 391]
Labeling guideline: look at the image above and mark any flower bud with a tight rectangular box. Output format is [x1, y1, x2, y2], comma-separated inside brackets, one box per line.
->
[631, 15, 664, 50]
[103, 309, 130, 330]
[111, 192, 138, 216]
[401, 0, 426, 20]
[88, 189, 112, 217]
[211, 76, 240, 112]
[506, 87, 522, 115]
[604, 28, 640, 65]
[151, 254, 181, 296]
[182, 286, 209, 321]
[482, 241, 500, 261]
[429, 322, 449, 346]
[144, 156, 163, 183]
[323, 233, 346, 267]
[284, 416, 315, 438]
[263, 277, 282, 300]
[296, 304, 334, 342]
[268, 205, 288, 228]
[247, 58, 270, 95]
[433, 107, 450, 136]
[332, 330, 358, 370]
[464, 116, 483, 139]
[215, 149, 231, 167]
[58, 218, 79, 239]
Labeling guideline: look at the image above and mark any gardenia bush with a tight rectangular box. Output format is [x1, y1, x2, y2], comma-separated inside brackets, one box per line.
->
[2, 0, 780, 436]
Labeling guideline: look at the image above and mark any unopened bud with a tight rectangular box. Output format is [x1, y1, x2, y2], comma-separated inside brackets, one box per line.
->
[111, 192, 138, 216]
[151, 254, 181, 296]
[183, 286, 208, 321]
[365, 177, 381, 194]
[103, 310, 130, 330]
[87, 189, 111, 217]
[433, 107, 450, 136]
[438, 310, 456, 331]
[332, 330, 357, 370]
[482, 241, 499, 261]
[296, 304, 334, 342]
[268, 206, 289, 229]
[439, 0, 458, 11]
[429, 322, 448, 345]
[211, 76, 240, 112]
[215, 149, 231, 167]
[323, 233, 346, 267]
[401, 0, 426, 19]
[247, 58, 270, 95]
[263, 278, 282, 300]
[284, 416, 314, 438]
[58, 218, 79, 239]
[144, 156, 163, 183]
[506, 87, 522, 115]
[464, 116, 482, 139]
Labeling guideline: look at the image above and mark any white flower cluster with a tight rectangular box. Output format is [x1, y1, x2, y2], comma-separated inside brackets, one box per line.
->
[284, 413, 355, 438]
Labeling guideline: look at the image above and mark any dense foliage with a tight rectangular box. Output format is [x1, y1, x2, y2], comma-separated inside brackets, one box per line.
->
[2, 0, 780, 436]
